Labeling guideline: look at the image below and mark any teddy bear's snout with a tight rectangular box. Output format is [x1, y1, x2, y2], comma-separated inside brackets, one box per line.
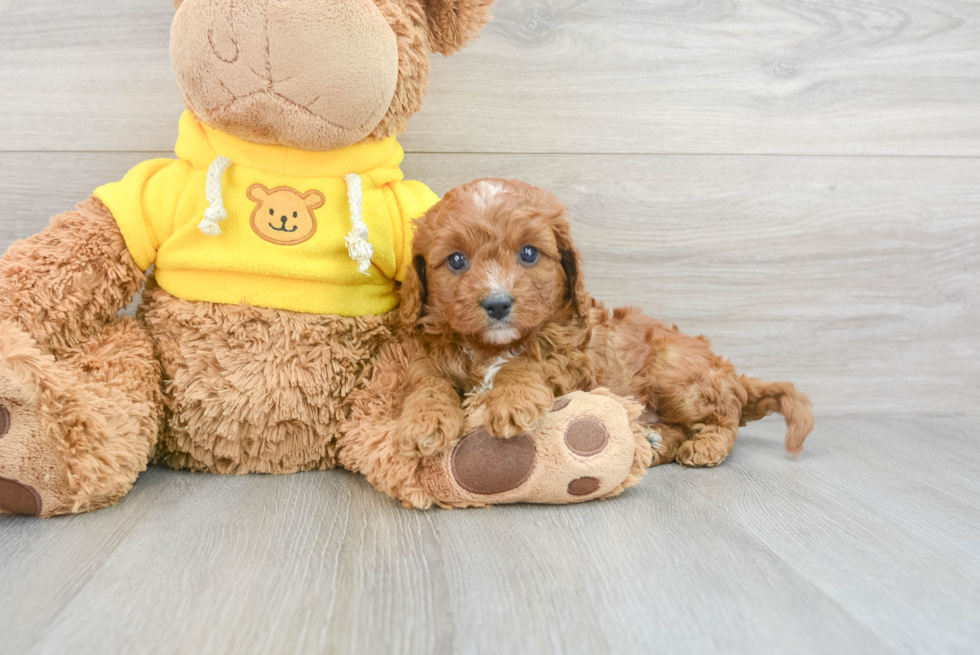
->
[172, 0, 400, 151]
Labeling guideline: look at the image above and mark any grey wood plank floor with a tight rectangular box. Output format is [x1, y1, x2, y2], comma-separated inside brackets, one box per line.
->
[3, 0, 979, 155]
[1, 418, 978, 655]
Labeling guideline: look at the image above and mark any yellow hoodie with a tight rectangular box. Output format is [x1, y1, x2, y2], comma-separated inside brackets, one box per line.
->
[94, 112, 438, 316]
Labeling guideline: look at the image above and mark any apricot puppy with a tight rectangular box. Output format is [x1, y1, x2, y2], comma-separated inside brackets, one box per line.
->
[395, 179, 814, 467]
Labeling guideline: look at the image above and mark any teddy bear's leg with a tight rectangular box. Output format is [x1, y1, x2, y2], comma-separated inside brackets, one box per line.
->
[0, 319, 162, 517]
[339, 347, 651, 508]
[0, 198, 161, 516]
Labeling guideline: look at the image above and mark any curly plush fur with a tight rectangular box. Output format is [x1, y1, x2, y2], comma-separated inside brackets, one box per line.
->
[142, 280, 396, 474]
[339, 339, 653, 509]
[0, 0, 498, 517]
[396, 179, 815, 468]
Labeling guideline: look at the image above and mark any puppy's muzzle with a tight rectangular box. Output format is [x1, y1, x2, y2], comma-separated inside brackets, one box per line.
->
[481, 293, 514, 321]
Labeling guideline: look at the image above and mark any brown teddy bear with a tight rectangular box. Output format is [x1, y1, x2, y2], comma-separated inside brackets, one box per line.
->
[0, 0, 650, 517]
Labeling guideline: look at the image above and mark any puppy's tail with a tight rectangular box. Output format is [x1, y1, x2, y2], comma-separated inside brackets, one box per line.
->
[739, 377, 814, 457]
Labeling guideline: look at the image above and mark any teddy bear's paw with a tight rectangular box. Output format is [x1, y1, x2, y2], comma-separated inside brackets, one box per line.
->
[0, 402, 41, 516]
[0, 389, 67, 518]
[417, 390, 639, 507]
[0, 326, 75, 518]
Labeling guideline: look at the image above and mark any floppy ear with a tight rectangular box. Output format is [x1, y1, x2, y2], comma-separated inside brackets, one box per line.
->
[303, 190, 326, 210]
[247, 184, 270, 203]
[399, 256, 429, 329]
[550, 209, 590, 318]
[423, 0, 495, 56]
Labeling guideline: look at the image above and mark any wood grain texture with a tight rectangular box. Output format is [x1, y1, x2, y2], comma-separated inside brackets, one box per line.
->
[1, 0, 978, 154]
[2, 151, 976, 416]
[1, 417, 978, 655]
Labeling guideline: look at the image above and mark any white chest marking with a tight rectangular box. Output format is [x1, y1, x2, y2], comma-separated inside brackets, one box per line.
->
[467, 347, 522, 394]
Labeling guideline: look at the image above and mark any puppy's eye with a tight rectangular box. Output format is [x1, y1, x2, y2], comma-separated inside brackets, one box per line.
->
[519, 245, 540, 266]
[447, 252, 469, 273]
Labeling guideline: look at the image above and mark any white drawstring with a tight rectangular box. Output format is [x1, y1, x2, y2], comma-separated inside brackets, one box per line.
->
[198, 156, 233, 237]
[344, 173, 373, 275]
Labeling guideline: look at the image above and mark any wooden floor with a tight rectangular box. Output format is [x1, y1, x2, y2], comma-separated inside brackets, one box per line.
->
[1, 0, 978, 653]
[1, 418, 978, 655]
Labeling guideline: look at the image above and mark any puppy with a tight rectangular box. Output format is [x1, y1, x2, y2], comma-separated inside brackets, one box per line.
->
[395, 179, 813, 467]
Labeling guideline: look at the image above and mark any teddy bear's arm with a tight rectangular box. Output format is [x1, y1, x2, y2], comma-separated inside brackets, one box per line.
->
[0, 196, 145, 355]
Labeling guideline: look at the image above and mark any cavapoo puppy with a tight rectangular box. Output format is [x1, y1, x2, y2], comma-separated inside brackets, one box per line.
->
[395, 179, 813, 467]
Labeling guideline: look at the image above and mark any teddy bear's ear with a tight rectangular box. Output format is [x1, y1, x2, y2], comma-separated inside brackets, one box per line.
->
[302, 190, 326, 210]
[247, 184, 270, 203]
[422, 0, 495, 56]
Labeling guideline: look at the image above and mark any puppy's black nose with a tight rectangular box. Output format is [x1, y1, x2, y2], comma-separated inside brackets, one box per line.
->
[481, 294, 514, 321]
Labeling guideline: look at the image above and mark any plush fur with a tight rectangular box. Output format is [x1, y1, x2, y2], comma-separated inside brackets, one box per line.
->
[0, 0, 499, 516]
[0, 197, 145, 355]
[339, 341, 653, 509]
[395, 179, 815, 468]
[142, 279, 396, 474]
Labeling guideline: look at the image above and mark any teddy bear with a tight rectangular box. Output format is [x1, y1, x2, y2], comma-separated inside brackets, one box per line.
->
[0, 0, 651, 518]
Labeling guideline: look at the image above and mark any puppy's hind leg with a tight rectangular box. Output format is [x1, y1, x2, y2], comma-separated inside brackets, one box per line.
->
[675, 422, 739, 468]
[608, 307, 742, 468]
[642, 419, 687, 467]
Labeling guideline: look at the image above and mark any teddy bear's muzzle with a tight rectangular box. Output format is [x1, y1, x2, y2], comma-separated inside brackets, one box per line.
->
[171, 0, 400, 151]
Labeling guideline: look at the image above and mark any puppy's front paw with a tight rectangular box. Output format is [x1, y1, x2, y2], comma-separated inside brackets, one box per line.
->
[484, 384, 553, 438]
[396, 404, 465, 458]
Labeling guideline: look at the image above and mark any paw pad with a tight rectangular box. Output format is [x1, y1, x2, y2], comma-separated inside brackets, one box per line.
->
[0, 404, 9, 438]
[551, 396, 571, 412]
[451, 429, 536, 495]
[567, 477, 600, 496]
[0, 477, 42, 516]
[564, 417, 609, 456]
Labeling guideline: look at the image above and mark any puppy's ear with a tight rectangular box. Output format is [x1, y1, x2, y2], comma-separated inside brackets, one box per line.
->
[423, 0, 495, 56]
[399, 256, 428, 329]
[549, 208, 590, 318]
